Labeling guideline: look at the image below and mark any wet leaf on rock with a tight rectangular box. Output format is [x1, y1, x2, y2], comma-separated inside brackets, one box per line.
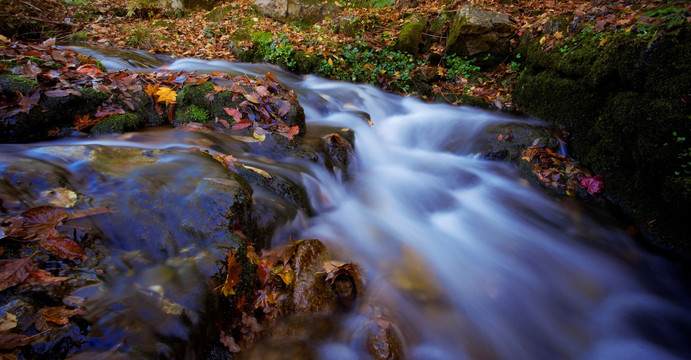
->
[41, 305, 87, 325]
[221, 249, 242, 296]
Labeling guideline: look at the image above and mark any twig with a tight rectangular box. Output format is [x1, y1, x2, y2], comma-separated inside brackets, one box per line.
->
[0, 12, 79, 27]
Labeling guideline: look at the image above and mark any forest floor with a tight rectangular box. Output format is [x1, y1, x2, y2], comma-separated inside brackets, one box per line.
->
[2, 0, 689, 109]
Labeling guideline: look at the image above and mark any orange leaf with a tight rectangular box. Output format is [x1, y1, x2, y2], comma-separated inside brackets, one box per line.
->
[145, 84, 160, 96]
[41, 305, 86, 325]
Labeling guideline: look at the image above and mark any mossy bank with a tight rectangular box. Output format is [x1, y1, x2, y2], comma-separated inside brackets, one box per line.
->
[513, 23, 691, 256]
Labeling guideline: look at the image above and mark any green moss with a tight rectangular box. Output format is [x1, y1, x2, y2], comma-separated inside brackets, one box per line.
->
[91, 113, 143, 134]
[514, 23, 691, 254]
[0, 74, 38, 95]
[177, 104, 210, 124]
[396, 17, 427, 55]
[79, 86, 110, 107]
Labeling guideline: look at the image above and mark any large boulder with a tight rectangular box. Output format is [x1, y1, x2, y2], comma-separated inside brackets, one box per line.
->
[254, 0, 341, 25]
[446, 6, 515, 66]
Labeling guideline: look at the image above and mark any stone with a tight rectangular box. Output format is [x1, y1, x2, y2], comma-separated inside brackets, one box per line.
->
[446, 6, 515, 66]
[254, 0, 341, 25]
[396, 17, 427, 55]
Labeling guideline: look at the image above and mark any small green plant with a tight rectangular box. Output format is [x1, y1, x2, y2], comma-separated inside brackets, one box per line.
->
[69, 30, 89, 42]
[188, 105, 209, 123]
[125, 25, 154, 48]
[442, 55, 481, 81]
[664, 131, 691, 176]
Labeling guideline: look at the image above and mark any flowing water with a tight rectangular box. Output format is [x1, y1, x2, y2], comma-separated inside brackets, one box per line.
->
[2, 47, 691, 359]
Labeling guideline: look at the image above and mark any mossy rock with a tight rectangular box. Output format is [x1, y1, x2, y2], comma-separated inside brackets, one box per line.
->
[396, 17, 427, 55]
[0, 73, 38, 96]
[91, 113, 144, 134]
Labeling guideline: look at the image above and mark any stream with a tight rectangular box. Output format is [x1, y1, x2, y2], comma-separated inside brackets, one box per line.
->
[2, 46, 691, 359]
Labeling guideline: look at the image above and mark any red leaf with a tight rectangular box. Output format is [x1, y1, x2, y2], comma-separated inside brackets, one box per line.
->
[38, 232, 86, 261]
[579, 175, 604, 195]
[278, 125, 300, 141]
[223, 107, 243, 122]
[231, 119, 252, 130]
[0, 257, 34, 292]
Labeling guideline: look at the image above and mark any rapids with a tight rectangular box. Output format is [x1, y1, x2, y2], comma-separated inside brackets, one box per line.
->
[2, 46, 690, 359]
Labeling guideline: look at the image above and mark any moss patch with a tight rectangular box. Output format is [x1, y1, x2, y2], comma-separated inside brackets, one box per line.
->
[91, 113, 143, 134]
[513, 23, 691, 254]
[0, 74, 38, 96]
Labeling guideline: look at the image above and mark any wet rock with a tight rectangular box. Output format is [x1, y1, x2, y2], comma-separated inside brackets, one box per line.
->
[481, 122, 562, 162]
[366, 306, 403, 360]
[446, 6, 515, 67]
[290, 239, 336, 313]
[254, 0, 342, 25]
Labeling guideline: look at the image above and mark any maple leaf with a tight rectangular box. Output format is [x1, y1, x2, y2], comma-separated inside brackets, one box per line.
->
[154, 86, 177, 106]
[74, 114, 100, 131]
[0, 256, 34, 292]
[222, 249, 242, 296]
[579, 175, 604, 195]
[145, 84, 160, 96]
[278, 125, 300, 141]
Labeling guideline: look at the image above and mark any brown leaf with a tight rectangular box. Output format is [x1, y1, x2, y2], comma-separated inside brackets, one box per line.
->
[21, 269, 70, 287]
[0, 257, 34, 292]
[39, 231, 87, 261]
[44, 90, 71, 98]
[221, 249, 242, 296]
[41, 305, 86, 325]
[2, 206, 68, 240]
[17, 90, 40, 113]
[219, 330, 241, 353]
[0, 333, 34, 350]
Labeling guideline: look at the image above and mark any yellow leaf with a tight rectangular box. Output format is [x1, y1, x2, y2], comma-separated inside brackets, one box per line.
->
[553, 31, 563, 39]
[213, 85, 225, 92]
[539, 36, 546, 44]
[154, 86, 177, 106]
[277, 266, 294, 285]
[328, 58, 333, 67]
[599, 36, 610, 47]
[252, 130, 266, 142]
[145, 84, 159, 96]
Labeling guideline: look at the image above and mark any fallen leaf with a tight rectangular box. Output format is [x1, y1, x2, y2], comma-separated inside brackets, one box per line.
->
[252, 128, 268, 142]
[38, 188, 78, 208]
[0, 313, 17, 332]
[38, 231, 87, 261]
[0, 333, 34, 350]
[41, 305, 86, 325]
[223, 107, 243, 122]
[154, 86, 177, 106]
[221, 249, 242, 296]
[220, 330, 242, 353]
[21, 269, 70, 287]
[0, 257, 34, 292]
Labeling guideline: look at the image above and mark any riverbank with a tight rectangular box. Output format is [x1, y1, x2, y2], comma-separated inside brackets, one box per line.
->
[1, 0, 690, 254]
